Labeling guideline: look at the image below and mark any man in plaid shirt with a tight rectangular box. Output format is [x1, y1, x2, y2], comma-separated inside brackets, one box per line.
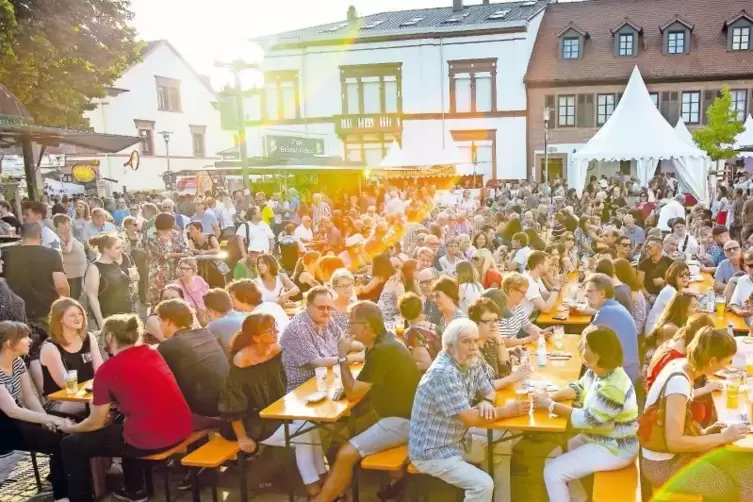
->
[409, 318, 528, 502]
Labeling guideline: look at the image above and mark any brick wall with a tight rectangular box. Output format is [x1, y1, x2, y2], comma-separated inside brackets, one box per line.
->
[526, 78, 753, 179]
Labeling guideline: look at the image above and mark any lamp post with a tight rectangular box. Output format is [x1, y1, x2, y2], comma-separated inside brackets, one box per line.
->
[543, 107, 551, 184]
[214, 59, 260, 194]
[159, 130, 173, 189]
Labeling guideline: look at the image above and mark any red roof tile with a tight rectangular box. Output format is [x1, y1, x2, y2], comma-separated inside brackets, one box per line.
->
[526, 0, 753, 86]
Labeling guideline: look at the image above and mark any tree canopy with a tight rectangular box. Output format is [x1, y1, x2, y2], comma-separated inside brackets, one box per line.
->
[0, 0, 142, 129]
[692, 85, 745, 162]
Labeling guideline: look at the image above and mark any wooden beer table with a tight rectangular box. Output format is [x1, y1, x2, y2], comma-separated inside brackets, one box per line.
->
[47, 379, 94, 403]
[260, 365, 368, 502]
[711, 384, 753, 452]
[536, 273, 593, 329]
[485, 335, 583, 478]
[690, 273, 748, 333]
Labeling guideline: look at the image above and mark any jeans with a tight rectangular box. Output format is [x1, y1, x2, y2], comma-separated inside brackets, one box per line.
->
[0, 418, 67, 499]
[412, 455, 494, 502]
[259, 420, 326, 485]
[544, 434, 637, 502]
[61, 423, 181, 502]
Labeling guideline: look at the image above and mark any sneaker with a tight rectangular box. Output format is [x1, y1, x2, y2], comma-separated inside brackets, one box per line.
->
[111, 488, 148, 502]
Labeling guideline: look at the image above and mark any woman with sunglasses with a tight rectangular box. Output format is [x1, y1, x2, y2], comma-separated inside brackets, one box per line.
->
[644, 261, 691, 335]
[472, 248, 502, 288]
[560, 231, 579, 272]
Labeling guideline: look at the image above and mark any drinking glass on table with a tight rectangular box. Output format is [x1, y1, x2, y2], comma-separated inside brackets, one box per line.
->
[64, 370, 78, 396]
[727, 373, 742, 409]
[553, 325, 565, 350]
[314, 367, 328, 393]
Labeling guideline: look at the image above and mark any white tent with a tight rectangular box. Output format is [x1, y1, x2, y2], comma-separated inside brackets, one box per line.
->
[669, 117, 711, 204]
[674, 117, 694, 145]
[379, 128, 466, 168]
[379, 140, 412, 168]
[570, 66, 707, 198]
[734, 115, 753, 158]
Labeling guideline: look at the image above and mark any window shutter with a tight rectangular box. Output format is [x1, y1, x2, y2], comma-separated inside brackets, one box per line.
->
[660, 92, 671, 121]
[545, 95, 555, 125]
[702, 90, 715, 124]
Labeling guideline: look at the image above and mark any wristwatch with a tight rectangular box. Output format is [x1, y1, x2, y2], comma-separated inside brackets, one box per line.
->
[337, 356, 348, 365]
[548, 400, 556, 413]
[481, 397, 494, 405]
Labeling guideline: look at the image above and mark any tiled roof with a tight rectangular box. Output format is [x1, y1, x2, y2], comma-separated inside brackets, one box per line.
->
[526, 0, 753, 85]
[254, 0, 548, 47]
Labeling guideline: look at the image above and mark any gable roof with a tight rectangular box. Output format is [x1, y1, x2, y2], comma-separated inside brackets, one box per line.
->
[526, 0, 753, 86]
[138, 40, 217, 97]
[659, 16, 694, 33]
[611, 19, 643, 36]
[723, 11, 753, 30]
[556, 23, 589, 39]
[253, 0, 548, 50]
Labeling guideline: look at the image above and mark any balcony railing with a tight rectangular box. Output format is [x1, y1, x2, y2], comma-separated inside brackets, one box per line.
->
[335, 113, 402, 137]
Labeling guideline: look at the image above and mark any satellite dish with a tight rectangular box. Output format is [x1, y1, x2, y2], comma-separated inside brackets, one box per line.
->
[123, 150, 140, 171]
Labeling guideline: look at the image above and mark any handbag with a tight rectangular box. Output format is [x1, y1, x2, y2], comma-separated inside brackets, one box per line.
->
[637, 371, 701, 452]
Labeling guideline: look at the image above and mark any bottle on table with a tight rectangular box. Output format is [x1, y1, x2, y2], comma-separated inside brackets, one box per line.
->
[537, 334, 547, 367]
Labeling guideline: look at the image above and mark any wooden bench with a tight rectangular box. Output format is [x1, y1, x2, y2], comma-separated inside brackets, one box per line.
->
[651, 490, 704, 501]
[360, 445, 409, 472]
[180, 436, 247, 502]
[592, 462, 640, 502]
[140, 429, 213, 502]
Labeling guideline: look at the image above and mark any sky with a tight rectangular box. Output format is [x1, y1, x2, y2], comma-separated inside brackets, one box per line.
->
[129, 0, 575, 74]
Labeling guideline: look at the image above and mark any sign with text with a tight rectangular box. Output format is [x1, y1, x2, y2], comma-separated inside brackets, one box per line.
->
[265, 135, 324, 158]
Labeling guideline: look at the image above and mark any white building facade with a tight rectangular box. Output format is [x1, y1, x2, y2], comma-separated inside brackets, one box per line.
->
[242, 0, 547, 182]
[71, 40, 232, 192]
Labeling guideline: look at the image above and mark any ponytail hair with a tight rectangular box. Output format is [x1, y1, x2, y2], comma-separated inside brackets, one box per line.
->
[101, 314, 143, 347]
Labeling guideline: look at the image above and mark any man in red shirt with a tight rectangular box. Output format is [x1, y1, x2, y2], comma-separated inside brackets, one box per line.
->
[60, 314, 191, 502]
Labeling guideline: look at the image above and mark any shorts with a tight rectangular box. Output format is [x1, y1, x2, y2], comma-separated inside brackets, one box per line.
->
[349, 417, 410, 458]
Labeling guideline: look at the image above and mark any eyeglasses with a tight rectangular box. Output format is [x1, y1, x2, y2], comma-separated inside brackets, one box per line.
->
[312, 305, 334, 312]
[679, 272, 690, 278]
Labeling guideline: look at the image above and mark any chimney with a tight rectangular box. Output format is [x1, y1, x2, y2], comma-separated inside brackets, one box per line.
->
[482, 0, 490, 4]
[347, 5, 358, 22]
[453, 0, 463, 12]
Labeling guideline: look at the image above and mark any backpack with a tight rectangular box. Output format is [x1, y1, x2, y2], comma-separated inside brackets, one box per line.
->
[225, 222, 250, 267]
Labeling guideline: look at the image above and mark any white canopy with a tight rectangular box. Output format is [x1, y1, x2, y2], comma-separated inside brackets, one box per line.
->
[670, 117, 710, 205]
[379, 140, 412, 168]
[674, 117, 694, 145]
[570, 66, 706, 196]
[734, 115, 753, 158]
[380, 127, 465, 168]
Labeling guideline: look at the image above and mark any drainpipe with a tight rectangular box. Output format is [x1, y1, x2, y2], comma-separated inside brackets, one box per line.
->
[440, 37, 446, 148]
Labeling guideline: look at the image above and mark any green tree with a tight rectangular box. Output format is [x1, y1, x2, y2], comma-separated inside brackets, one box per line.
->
[0, 0, 142, 128]
[692, 85, 745, 163]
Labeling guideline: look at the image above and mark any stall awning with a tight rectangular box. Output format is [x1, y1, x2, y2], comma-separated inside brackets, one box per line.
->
[0, 123, 140, 153]
[371, 165, 456, 179]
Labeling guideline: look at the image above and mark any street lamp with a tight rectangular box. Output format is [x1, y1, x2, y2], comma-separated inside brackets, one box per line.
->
[214, 45, 264, 194]
[543, 107, 551, 184]
[159, 130, 173, 189]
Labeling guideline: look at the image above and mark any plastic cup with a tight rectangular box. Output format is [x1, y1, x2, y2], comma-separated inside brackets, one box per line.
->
[332, 364, 342, 388]
[315, 367, 328, 392]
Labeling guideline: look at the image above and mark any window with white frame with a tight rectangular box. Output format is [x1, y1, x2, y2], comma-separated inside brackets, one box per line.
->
[732, 26, 751, 50]
[558, 95, 576, 127]
[649, 92, 659, 108]
[262, 71, 299, 120]
[681, 91, 701, 124]
[341, 66, 401, 115]
[668, 31, 685, 54]
[731, 89, 748, 122]
[562, 38, 580, 59]
[597, 94, 616, 125]
[449, 59, 496, 113]
[618, 33, 635, 56]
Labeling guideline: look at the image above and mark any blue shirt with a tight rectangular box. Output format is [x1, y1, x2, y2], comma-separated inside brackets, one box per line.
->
[112, 209, 129, 226]
[592, 299, 639, 383]
[624, 225, 645, 248]
[714, 259, 740, 284]
[191, 210, 218, 234]
[81, 221, 118, 242]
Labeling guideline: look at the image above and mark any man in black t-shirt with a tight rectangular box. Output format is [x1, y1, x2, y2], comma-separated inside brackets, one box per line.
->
[2, 223, 68, 324]
[315, 301, 421, 502]
[637, 236, 673, 302]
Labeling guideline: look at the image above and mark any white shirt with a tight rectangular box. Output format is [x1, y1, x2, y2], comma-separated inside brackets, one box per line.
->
[521, 272, 546, 318]
[674, 233, 699, 256]
[730, 275, 753, 311]
[236, 221, 274, 253]
[513, 246, 532, 273]
[385, 197, 405, 217]
[214, 205, 236, 230]
[644, 285, 677, 335]
[252, 302, 290, 338]
[42, 225, 61, 251]
[294, 224, 313, 243]
[657, 200, 686, 231]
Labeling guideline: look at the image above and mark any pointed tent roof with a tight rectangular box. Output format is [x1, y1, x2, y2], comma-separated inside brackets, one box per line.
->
[379, 140, 413, 168]
[734, 115, 753, 157]
[573, 66, 706, 162]
[674, 117, 695, 145]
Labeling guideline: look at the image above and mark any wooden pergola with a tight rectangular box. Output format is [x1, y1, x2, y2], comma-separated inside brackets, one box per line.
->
[0, 84, 141, 200]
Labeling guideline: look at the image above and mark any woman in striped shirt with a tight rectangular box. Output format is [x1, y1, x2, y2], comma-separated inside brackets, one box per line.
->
[534, 325, 639, 502]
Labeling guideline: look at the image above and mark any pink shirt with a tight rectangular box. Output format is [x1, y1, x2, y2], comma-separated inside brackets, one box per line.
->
[173, 276, 210, 311]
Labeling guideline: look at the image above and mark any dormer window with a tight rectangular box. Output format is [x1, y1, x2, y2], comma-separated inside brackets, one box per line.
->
[611, 20, 643, 57]
[563, 38, 580, 59]
[557, 24, 589, 61]
[668, 31, 685, 54]
[724, 12, 753, 51]
[660, 18, 693, 55]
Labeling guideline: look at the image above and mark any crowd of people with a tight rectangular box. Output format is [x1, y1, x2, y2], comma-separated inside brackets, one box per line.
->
[1, 169, 753, 502]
